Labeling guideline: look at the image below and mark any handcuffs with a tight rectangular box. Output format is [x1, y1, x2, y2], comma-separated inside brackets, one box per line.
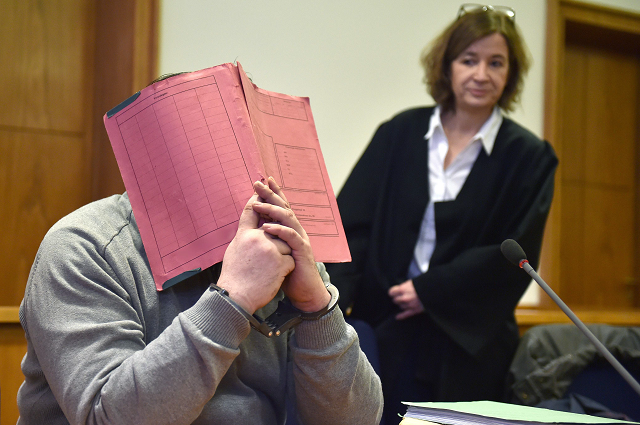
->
[209, 282, 340, 337]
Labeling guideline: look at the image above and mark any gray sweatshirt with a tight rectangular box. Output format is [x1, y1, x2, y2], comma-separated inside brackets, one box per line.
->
[17, 193, 383, 425]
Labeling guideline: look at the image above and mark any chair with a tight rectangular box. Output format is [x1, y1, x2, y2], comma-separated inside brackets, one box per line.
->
[506, 324, 640, 420]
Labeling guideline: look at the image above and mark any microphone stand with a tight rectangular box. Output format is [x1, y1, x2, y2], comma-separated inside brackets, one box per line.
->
[521, 261, 640, 398]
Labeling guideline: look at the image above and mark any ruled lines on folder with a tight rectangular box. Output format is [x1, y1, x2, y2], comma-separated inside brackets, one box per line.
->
[115, 76, 253, 272]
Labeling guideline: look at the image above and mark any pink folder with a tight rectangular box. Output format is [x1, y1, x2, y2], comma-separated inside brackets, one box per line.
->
[104, 62, 350, 290]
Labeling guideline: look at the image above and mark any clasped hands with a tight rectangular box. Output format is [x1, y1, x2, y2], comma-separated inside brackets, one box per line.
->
[217, 176, 331, 315]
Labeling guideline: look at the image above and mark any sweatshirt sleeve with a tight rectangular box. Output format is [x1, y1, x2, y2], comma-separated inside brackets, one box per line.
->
[20, 223, 250, 425]
[288, 264, 384, 425]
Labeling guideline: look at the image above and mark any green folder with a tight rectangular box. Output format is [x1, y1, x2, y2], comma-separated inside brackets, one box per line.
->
[402, 401, 639, 425]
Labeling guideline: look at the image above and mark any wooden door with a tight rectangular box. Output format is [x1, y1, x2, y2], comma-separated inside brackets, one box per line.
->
[560, 28, 640, 308]
[541, 0, 640, 311]
[0, 1, 158, 423]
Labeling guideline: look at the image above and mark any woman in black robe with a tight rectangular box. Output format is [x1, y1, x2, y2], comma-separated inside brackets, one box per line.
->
[326, 5, 558, 424]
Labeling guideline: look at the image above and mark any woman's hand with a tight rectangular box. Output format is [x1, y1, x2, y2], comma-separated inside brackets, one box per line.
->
[388, 279, 425, 320]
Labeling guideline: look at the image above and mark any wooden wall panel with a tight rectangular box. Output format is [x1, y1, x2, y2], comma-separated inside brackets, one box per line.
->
[92, 0, 133, 200]
[91, 0, 159, 201]
[0, 130, 88, 306]
[0, 0, 95, 308]
[0, 0, 91, 132]
[0, 0, 158, 423]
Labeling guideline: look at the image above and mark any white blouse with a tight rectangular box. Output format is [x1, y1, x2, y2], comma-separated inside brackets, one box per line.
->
[407, 106, 503, 279]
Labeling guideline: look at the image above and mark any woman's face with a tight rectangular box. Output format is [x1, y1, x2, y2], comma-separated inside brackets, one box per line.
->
[450, 32, 509, 114]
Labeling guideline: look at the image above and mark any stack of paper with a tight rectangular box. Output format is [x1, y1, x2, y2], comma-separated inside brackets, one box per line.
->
[400, 401, 639, 425]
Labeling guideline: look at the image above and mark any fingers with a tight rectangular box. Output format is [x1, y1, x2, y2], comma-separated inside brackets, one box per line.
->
[253, 178, 290, 210]
[389, 280, 425, 319]
[253, 202, 307, 239]
[235, 180, 296, 253]
[265, 231, 293, 256]
[261, 221, 308, 254]
[388, 280, 410, 298]
[390, 292, 413, 309]
[237, 193, 261, 230]
[388, 285, 402, 297]
[252, 176, 299, 231]
[253, 178, 292, 227]
[266, 176, 290, 205]
[392, 295, 425, 319]
[395, 308, 421, 320]
[239, 177, 292, 231]
[219, 227, 295, 313]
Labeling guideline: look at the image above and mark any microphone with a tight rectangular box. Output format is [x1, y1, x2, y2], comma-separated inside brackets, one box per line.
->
[501, 238, 640, 398]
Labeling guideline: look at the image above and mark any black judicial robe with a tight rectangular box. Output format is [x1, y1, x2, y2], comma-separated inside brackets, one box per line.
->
[326, 107, 558, 401]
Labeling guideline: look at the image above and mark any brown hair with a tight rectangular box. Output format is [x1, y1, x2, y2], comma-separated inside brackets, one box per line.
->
[148, 72, 188, 86]
[420, 9, 531, 113]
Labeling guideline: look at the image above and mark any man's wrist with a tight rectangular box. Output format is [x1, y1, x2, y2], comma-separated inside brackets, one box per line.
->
[297, 283, 339, 320]
[209, 282, 340, 337]
[209, 284, 264, 330]
[291, 289, 332, 313]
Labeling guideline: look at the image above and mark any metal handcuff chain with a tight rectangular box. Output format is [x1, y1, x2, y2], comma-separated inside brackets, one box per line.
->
[209, 282, 339, 337]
